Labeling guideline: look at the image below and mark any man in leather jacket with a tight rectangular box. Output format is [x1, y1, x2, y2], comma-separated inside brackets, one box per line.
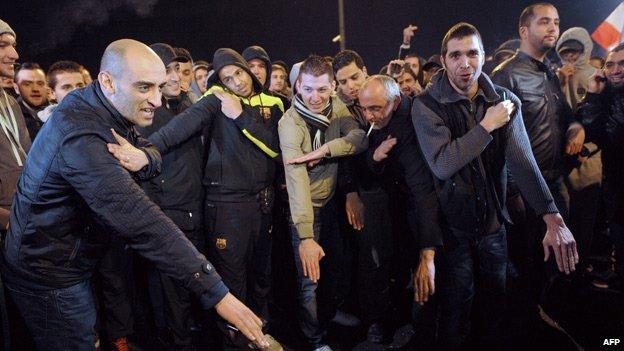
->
[490, 2, 584, 341]
[0, 39, 267, 350]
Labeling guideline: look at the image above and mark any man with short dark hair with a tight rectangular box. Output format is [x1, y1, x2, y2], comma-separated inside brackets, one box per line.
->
[490, 3, 585, 338]
[13, 62, 48, 140]
[279, 54, 367, 351]
[1, 39, 267, 350]
[413, 22, 577, 349]
[36, 60, 86, 128]
[174, 47, 199, 103]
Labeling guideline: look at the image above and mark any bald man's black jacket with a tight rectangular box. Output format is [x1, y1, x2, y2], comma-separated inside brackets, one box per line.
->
[1, 82, 228, 308]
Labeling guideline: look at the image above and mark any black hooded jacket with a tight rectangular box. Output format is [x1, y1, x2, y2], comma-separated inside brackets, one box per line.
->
[151, 48, 281, 202]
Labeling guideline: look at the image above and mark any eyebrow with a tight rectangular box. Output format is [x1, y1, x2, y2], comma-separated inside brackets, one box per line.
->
[221, 68, 244, 80]
[133, 81, 156, 87]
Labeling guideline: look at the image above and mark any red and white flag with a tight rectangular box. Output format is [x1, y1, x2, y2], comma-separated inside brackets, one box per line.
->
[593, 2, 624, 50]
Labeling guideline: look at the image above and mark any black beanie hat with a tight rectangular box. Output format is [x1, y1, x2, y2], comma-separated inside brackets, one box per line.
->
[242, 45, 271, 89]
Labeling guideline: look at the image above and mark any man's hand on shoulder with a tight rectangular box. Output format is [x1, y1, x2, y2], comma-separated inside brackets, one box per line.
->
[107, 129, 149, 172]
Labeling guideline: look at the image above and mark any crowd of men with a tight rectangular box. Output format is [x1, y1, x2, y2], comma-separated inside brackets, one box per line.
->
[0, 1, 621, 350]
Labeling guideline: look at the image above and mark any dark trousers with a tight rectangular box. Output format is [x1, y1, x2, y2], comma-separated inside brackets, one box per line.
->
[506, 176, 569, 334]
[355, 188, 393, 323]
[290, 199, 347, 347]
[5, 280, 97, 351]
[436, 226, 508, 350]
[602, 179, 624, 278]
[95, 239, 134, 342]
[205, 200, 271, 349]
[567, 183, 601, 263]
[150, 209, 203, 349]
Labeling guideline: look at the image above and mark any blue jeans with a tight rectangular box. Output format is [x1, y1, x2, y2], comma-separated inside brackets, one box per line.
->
[290, 200, 345, 347]
[5, 280, 97, 351]
[437, 226, 508, 350]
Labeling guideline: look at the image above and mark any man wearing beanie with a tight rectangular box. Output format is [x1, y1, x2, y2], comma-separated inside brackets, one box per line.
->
[134, 42, 202, 351]
[149, 47, 282, 350]
[0, 19, 31, 238]
[242, 45, 290, 109]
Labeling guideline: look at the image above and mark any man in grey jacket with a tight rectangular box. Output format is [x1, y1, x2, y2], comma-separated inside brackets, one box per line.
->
[412, 22, 577, 349]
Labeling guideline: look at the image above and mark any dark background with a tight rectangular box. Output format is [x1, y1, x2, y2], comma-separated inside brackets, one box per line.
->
[4, 0, 620, 75]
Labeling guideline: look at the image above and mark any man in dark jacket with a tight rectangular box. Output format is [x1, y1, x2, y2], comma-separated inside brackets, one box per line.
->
[135, 42, 202, 350]
[490, 3, 584, 339]
[578, 44, 624, 288]
[412, 22, 577, 349]
[12, 62, 48, 140]
[0, 39, 266, 350]
[359, 75, 443, 342]
[149, 47, 281, 350]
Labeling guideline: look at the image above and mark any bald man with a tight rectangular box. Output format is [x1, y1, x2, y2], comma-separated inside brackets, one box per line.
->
[0, 39, 267, 350]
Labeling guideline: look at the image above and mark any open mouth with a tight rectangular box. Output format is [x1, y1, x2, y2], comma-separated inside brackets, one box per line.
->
[140, 108, 155, 117]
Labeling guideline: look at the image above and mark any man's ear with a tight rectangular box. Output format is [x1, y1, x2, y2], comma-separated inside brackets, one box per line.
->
[363, 66, 368, 76]
[519, 26, 528, 41]
[98, 71, 115, 95]
[392, 95, 401, 111]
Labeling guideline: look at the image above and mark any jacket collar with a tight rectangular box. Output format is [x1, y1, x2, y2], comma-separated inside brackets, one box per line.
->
[92, 81, 137, 138]
[427, 69, 500, 104]
[514, 50, 552, 73]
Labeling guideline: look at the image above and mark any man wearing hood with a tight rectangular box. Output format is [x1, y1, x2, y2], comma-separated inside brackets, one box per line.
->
[556, 27, 596, 111]
[242, 45, 290, 110]
[148, 47, 281, 350]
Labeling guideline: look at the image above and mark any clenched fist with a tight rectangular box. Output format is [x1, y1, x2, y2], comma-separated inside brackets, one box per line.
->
[480, 100, 515, 133]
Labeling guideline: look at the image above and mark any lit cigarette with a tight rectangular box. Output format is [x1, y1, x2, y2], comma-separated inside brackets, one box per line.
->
[366, 122, 375, 137]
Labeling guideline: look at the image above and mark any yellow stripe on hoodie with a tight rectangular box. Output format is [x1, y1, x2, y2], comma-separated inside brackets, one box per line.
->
[201, 85, 281, 158]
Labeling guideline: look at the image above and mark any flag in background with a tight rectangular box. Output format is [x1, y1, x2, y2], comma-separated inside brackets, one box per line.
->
[593, 2, 624, 50]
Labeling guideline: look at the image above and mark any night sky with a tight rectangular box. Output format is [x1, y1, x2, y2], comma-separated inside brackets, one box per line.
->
[4, 0, 621, 75]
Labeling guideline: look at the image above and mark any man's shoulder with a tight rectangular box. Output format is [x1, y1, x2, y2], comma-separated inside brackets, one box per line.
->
[258, 92, 285, 112]
[279, 106, 302, 126]
[330, 96, 351, 119]
[52, 92, 106, 135]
